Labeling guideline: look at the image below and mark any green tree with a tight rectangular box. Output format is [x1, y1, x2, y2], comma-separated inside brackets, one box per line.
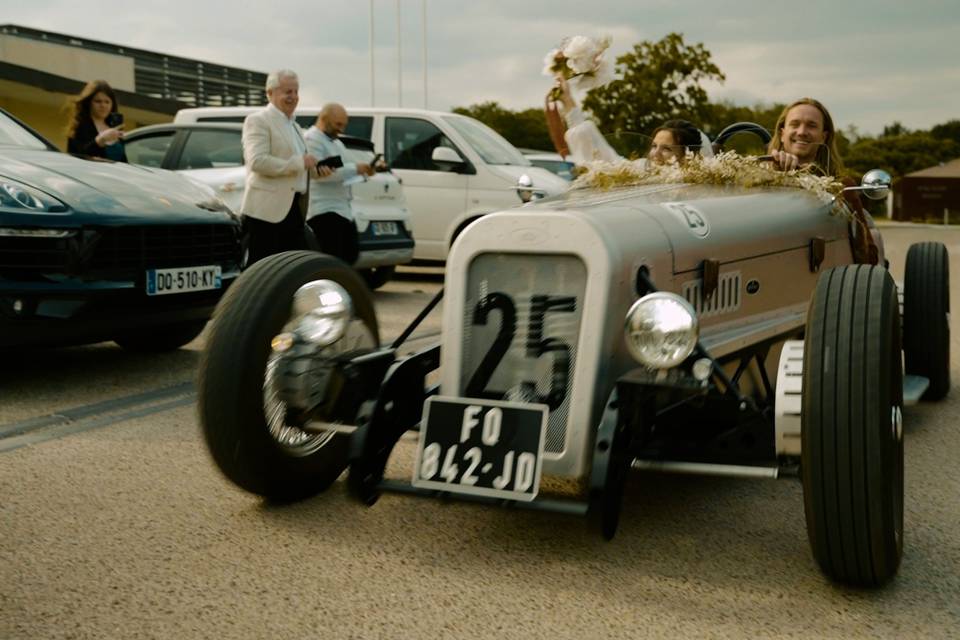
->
[582, 33, 725, 138]
[930, 119, 960, 147]
[451, 101, 553, 151]
[845, 131, 960, 178]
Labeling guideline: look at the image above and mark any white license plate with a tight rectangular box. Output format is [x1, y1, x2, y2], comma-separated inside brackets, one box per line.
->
[412, 396, 548, 502]
[146, 265, 222, 296]
[371, 221, 398, 236]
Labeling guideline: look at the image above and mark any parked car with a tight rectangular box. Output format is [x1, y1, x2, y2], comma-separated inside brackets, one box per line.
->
[196, 121, 951, 588]
[123, 122, 412, 288]
[174, 107, 569, 261]
[518, 148, 577, 181]
[0, 108, 242, 351]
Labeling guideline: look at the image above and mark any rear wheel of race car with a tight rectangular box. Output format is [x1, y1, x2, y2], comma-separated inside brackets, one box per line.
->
[903, 242, 950, 400]
[198, 251, 379, 502]
[802, 264, 903, 587]
[114, 320, 206, 352]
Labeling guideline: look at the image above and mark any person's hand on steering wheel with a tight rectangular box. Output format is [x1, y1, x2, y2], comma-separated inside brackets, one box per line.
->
[770, 149, 801, 171]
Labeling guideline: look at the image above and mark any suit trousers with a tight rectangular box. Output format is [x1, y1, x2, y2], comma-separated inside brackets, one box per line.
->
[242, 197, 309, 268]
[307, 212, 359, 265]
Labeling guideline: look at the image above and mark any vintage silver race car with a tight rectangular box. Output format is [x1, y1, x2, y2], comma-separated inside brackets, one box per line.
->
[197, 129, 950, 588]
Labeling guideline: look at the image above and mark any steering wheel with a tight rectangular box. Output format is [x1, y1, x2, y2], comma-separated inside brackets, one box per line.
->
[711, 122, 773, 154]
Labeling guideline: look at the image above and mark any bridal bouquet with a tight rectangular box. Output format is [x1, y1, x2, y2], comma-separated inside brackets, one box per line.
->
[543, 35, 614, 98]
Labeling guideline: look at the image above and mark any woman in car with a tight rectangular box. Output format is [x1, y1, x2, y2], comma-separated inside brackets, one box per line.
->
[66, 80, 127, 161]
[546, 77, 711, 166]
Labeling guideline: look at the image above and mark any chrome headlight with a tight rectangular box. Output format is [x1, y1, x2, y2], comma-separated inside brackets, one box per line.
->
[0, 178, 68, 213]
[292, 280, 353, 346]
[624, 292, 699, 368]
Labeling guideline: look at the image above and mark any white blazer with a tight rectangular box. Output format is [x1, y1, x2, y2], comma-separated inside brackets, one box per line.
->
[240, 106, 313, 223]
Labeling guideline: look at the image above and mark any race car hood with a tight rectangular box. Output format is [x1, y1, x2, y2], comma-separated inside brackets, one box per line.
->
[543, 182, 848, 273]
[0, 149, 235, 224]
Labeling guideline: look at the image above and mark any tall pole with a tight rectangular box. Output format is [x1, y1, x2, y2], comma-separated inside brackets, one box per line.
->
[422, 0, 427, 109]
[369, 0, 375, 106]
[396, 0, 402, 107]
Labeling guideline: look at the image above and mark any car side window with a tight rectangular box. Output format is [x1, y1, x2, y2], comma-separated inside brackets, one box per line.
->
[385, 117, 459, 171]
[124, 131, 177, 167]
[176, 130, 244, 170]
[345, 116, 373, 141]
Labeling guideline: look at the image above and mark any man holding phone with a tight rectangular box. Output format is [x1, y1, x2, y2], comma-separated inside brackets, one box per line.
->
[304, 103, 382, 265]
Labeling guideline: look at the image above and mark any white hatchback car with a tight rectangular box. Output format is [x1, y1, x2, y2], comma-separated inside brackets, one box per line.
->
[123, 122, 413, 288]
[174, 107, 570, 261]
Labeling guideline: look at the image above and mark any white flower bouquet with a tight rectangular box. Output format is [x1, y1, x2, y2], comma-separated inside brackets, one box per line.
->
[543, 35, 614, 99]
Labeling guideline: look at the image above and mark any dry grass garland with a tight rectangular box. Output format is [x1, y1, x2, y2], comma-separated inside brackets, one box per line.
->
[572, 151, 847, 216]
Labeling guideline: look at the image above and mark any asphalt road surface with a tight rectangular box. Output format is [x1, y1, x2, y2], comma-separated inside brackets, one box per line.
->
[2, 228, 958, 639]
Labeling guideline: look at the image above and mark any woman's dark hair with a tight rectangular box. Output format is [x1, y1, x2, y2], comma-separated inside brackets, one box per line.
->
[652, 119, 703, 154]
[66, 80, 119, 138]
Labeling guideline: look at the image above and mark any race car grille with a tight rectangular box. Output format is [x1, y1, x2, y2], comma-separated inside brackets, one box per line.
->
[459, 253, 587, 454]
[88, 224, 241, 271]
[682, 270, 742, 318]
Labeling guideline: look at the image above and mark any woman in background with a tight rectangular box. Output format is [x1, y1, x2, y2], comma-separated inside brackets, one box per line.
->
[66, 80, 127, 161]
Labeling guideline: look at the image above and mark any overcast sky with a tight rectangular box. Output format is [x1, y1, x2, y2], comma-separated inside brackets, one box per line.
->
[5, 0, 959, 134]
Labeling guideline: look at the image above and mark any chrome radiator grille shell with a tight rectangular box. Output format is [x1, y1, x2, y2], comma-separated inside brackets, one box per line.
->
[459, 252, 587, 455]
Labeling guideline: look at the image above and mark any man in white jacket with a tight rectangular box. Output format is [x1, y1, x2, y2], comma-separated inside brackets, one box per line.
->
[240, 69, 331, 266]
[304, 103, 377, 264]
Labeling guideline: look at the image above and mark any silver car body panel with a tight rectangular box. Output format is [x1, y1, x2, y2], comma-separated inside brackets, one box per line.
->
[442, 183, 853, 478]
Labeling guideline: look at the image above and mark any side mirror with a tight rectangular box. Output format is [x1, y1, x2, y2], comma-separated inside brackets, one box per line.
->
[431, 146, 465, 166]
[516, 173, 545, 203]
[842, 168, 892, 201]
[860, 169, 892, 201]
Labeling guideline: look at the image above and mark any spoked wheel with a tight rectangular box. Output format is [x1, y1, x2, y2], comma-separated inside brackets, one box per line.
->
[903, 242, 950, 400]
[198, 251, 379, 502]
[802, 265, 903, 587]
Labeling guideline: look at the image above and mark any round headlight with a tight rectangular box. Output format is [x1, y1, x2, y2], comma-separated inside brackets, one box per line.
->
[291, 280, 353, 346]
[624, 292, 699, 368]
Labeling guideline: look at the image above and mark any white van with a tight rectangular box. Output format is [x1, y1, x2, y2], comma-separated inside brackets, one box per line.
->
[174, 107, 569, 261]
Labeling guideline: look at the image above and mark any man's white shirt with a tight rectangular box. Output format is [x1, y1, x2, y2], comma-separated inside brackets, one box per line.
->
[304, 126, 362, 222]
[267, 103, 309, 192]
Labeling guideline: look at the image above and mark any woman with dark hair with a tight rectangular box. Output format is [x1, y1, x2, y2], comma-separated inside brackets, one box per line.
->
[649, 119, 705, 165]
[66, 80, 127, 161]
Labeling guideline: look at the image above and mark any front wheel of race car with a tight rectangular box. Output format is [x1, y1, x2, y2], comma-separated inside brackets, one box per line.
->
[198, 251, 379, 502]
[802, 264, 903, 587]
[903, 241, 950, 401]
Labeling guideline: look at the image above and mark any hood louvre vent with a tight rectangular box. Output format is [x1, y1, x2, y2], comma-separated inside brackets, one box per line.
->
[682, 271, 742, 318]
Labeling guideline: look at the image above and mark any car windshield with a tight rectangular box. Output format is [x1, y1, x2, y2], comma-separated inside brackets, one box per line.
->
[441, 115, 530, 166]
[0, 111, 48, 150]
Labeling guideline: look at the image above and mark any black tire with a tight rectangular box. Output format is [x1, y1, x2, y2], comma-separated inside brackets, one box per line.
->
[802, 265, 903, 587]
[198, 251, 379, 501]
[114, 320, 206, 352]
[904, 242, 950, 400]
[361, 265, 395, 290]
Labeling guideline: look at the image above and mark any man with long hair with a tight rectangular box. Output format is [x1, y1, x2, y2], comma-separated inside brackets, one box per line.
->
[769, 98, 880, 264]
[767, 98, 842, 175]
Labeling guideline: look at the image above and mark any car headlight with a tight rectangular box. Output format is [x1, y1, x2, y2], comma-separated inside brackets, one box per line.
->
[291, 280, 353, 346]
[0, 178, 68, 213]
[624, 292, 699, 368]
